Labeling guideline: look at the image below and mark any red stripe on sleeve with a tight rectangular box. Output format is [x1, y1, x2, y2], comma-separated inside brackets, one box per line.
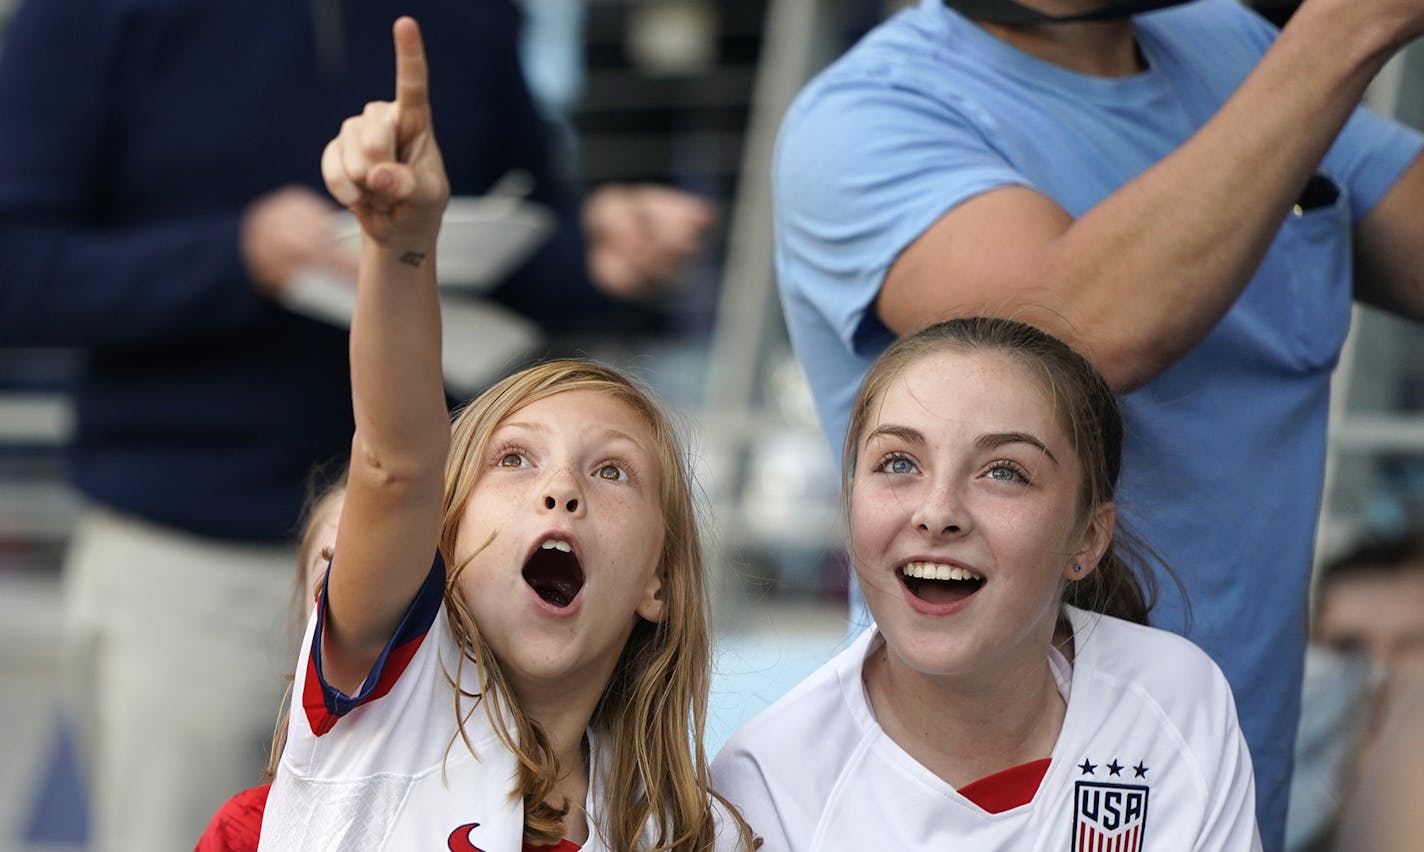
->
[302, 650, 339, 736]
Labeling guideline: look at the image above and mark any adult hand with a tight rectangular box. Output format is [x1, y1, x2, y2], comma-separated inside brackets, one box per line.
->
[583, 183, 717, 300]
[240, 185, 358, 296]
[320, 17, 449, 248]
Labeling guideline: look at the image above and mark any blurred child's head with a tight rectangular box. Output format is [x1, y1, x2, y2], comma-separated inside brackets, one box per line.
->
[265, 469, 349, 782]
[298, 478, 347, 604]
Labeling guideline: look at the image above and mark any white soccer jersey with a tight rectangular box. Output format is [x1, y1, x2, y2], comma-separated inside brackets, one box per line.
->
[259, 559, 529, 852]
[710, 607, 1262, 852]
[260, 557, 746, 852]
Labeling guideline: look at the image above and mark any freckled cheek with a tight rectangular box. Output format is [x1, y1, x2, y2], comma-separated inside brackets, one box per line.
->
[848, 507, 897, 565]
[450, 513, 512, 581]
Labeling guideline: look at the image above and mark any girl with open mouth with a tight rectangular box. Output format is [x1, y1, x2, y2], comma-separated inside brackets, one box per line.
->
[712, 318, 1261, 850]
[256, 19, 756, 852]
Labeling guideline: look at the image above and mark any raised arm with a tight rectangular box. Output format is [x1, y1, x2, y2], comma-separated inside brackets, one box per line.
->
[878, 0, 1424, 391]
[319, 17, 452, 692]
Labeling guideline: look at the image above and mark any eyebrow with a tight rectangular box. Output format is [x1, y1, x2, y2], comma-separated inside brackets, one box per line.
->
[864, 424, 1057, 464]
[498, 421, 649, 451]
[863, 424, 926, 448]
[978, 431, 1057, 464]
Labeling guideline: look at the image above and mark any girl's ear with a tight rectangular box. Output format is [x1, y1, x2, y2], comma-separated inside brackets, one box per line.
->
[636, 569, 666, 623]
[1064, 501, 1116, 581]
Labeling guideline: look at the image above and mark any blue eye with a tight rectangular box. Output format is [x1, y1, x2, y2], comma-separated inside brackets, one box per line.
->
[596, 463, 626, 481]
[873, 454, 917, 475]
[986, 462, 1028, 483]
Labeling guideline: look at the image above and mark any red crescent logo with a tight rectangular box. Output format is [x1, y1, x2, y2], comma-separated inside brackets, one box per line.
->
[447, 822, 485, 852]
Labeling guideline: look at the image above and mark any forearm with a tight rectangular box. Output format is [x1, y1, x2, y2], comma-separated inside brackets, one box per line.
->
[1353, 153, 1424, 322]
[326, 236, 448, 678]
[1055, 1, 1405, 386]
[0, 0, 268, 344]
[0, 215, 264, 345]
[885, 0, 1418, 390]
[349, 236, 450, 481]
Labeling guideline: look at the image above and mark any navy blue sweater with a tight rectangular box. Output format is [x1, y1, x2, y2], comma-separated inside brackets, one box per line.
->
[0, 0, 611, 541]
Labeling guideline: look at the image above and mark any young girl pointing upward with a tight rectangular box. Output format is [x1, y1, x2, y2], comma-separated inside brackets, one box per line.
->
[258, 19, 755, 851]
[711, 318, 1260, 850]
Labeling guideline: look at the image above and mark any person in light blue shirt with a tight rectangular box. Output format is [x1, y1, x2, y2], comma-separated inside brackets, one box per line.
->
[773, 1, 1424, 849]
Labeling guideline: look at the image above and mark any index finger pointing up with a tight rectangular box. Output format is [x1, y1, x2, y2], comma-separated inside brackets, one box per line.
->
[392, 17, 429, 115]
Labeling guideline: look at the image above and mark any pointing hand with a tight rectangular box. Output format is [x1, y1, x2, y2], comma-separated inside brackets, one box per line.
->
[320, 17, 449, 246]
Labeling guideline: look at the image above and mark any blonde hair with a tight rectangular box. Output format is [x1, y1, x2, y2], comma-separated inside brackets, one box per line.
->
[439, 359, 755, 850]
[843, 317, 1156, 624]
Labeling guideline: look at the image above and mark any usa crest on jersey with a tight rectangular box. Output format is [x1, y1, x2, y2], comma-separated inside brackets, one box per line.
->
[1072, 781, 1149, 851]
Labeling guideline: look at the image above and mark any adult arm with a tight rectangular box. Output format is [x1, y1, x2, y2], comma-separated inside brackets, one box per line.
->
[0, 0, 355, 347]
[1353, 153, 1424, 320]
[878, 0, 1424, 391]
[0, 0, 247, 344]
[319, 18, 451, 694]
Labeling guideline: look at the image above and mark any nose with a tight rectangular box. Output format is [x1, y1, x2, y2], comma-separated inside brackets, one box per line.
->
[911, 480, 969, 538]
[540, 467, 584, 515]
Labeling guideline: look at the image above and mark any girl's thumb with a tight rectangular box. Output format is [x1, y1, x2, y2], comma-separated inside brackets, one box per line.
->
[368, 164, 415, 201]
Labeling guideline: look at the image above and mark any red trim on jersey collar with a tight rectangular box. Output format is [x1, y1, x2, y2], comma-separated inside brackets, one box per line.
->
[523, 841, 581, 852]
[958, 757, 1052, 814]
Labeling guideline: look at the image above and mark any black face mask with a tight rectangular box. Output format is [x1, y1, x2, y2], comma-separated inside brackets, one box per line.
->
[941, 0, 1197, 25]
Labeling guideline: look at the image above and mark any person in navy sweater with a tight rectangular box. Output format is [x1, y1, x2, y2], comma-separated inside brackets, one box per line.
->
[0, 2, 712, 849]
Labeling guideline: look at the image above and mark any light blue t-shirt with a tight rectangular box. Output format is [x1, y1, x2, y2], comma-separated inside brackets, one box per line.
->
[774, 1, 1423, 849]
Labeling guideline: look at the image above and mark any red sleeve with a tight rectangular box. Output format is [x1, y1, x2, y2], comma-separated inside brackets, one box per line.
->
[193, 783, 271, 852]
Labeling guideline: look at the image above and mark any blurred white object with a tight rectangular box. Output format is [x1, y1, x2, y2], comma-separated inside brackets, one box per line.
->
[628, 1, 717, 75]
[326, 192, 554, 290]
[279, 192, 551, 394]
[436, 296, 541, 396]
[742, 430, 841, 551]
[740, 357, 843, 591]
[279, 266, 357, 328]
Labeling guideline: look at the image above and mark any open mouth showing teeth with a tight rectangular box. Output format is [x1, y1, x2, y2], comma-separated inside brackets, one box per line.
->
[523, 539, 585, 608]
[899, 562, 984, 605]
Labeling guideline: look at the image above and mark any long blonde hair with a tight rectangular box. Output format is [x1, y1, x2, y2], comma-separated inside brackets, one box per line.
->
[439, 360, 755, 850]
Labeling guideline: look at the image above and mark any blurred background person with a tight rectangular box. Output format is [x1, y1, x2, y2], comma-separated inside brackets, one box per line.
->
[1288, 524, 1424, 851]
[193, 470, 346, 852]
[0, 1, 712, 849]
[1315, 525, 1424, 722]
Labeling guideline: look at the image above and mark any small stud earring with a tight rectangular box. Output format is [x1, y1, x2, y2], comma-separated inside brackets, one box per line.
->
[1072, 563, 1082, 573]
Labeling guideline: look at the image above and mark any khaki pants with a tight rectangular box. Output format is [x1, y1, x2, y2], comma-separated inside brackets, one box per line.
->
[64, 508, 296, 852]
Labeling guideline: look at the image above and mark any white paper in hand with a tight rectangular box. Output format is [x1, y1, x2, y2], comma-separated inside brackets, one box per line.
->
[325, 194, 554, 290]
[437, 296, 541, 395]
